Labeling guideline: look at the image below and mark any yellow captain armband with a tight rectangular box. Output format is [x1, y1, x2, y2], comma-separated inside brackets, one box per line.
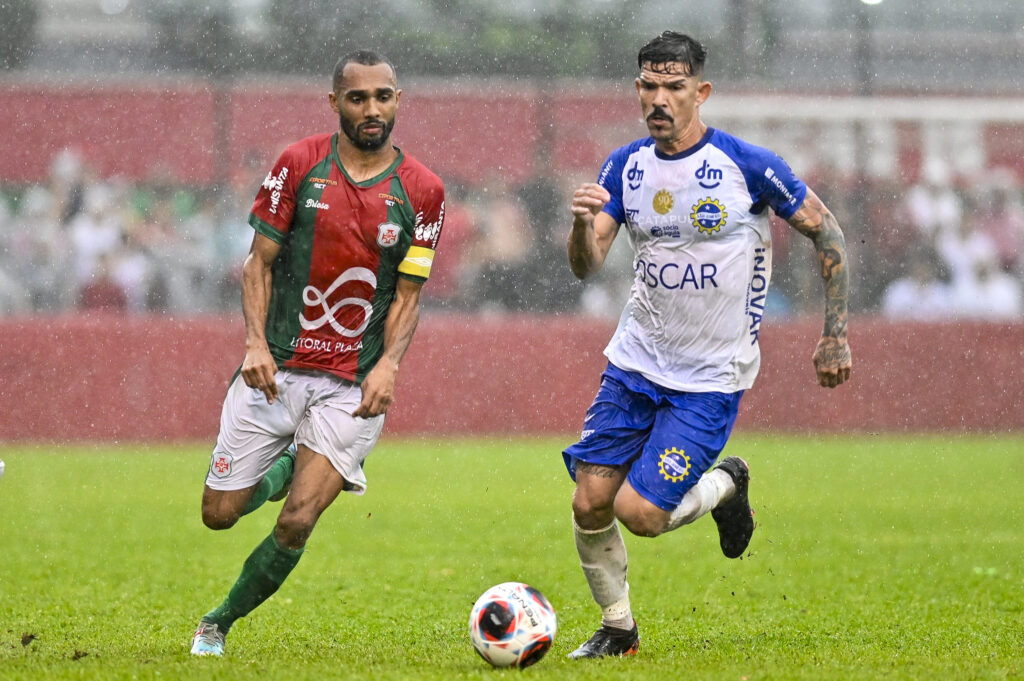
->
[397, 245, 435, 279]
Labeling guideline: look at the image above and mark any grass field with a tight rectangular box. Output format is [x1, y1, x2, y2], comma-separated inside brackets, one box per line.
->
[0, 434, 1021, 680]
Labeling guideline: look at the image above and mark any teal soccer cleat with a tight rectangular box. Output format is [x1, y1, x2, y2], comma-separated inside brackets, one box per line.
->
[190, 621, 226, 656]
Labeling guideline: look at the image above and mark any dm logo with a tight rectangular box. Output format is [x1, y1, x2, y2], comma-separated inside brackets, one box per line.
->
[658, 447, 691, 483]
[695, 159, 723, 189]
[652, 189, 674, 215]
[690, 197, 728, 235]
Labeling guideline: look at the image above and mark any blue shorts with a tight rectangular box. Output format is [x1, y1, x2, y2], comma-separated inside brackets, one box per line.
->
[563, 363, 743, 511]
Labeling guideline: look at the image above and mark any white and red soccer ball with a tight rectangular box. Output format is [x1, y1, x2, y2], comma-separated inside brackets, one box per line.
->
[468, 581, 557, 668]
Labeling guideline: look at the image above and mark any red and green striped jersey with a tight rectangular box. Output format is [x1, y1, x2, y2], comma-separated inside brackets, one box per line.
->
[248, 132, 445, 383]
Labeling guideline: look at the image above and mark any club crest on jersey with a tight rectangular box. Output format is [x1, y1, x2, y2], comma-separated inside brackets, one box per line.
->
[658, 447, 691, 483]
[652, 189, 674, 215]
[211, 453, 233, 478]
[690, 197, 728, 235]
[377, 222, 402, 248]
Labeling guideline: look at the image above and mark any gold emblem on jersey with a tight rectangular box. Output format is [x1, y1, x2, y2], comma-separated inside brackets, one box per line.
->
[652, 189, 674, 215]
[658, 447, 691, 483]
[690, 197, 728, 235]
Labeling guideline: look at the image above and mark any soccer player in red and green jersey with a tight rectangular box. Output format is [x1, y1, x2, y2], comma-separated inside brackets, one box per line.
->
[190, 50, 445, 656]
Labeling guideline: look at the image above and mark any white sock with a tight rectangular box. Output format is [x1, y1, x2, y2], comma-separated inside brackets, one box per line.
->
[665, 468, 735, 531]
[573, 516, 632, 630]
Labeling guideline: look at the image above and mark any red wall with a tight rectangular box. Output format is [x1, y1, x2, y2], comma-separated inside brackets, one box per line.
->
[0, 315, 1020, 443]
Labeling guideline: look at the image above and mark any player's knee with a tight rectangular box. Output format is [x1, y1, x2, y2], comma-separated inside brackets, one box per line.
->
[571, 491, 615, 529]
[201, 507, 240, 531]
[275, 506, 318, 549]
[614, 499, 668, 538]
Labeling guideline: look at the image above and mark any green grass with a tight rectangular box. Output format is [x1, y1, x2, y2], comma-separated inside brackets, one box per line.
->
[0, 434, 1022, 680]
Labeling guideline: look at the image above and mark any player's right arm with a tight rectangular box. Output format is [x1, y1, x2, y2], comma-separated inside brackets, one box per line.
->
[240, 232, 283, 403]
[568, 182, 620, 279]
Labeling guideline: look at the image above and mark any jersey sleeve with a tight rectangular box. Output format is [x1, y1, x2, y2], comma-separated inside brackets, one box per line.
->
[399, 174, 445, 282]
[247, 144, 304, 244]
[753, 153, 808, 220]
[597, 146, 627, 225]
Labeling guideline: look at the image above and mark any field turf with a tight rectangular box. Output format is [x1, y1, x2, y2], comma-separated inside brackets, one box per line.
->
[0, 434, 1021, 680]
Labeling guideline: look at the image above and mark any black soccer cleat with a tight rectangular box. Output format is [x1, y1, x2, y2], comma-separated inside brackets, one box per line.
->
[711, 456, 754, 559]
[567, 622, 640, 659]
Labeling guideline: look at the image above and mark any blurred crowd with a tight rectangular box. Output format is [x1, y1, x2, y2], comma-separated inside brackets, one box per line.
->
[0, 148, 1022, 321]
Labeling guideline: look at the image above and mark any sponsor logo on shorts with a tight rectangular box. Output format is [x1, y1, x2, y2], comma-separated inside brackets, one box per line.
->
[658, 447, 691, 482]
[211, 453, 233, 478]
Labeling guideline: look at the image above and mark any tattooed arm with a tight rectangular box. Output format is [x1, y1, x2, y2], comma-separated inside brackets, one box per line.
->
[786, 188, 853, 388]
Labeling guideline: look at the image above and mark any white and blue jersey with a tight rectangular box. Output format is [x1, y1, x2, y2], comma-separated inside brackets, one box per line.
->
[598, 127, 807, 393]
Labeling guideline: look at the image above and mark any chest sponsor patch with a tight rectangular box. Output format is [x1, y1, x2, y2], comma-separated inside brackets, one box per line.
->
[377, 222, 402, 248]
[690, 197, 728, 235]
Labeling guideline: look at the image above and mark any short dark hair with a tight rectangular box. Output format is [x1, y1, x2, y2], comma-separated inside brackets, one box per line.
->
[332, 50, 396, 92]
[637, 31, 706, 77]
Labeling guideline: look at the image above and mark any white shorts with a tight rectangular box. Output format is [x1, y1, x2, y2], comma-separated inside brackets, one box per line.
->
[205, 368, 385, 495]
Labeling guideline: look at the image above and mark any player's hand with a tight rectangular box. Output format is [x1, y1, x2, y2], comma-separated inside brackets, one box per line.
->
[353, 358, 398, 418]
[571, 183, 611, 225]
[812, 336, 852, 388]
[241, 343, 280, 403]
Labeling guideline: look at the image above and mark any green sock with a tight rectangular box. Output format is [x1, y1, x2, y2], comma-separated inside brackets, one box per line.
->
[241, 449, 295, 516]
[203, 532, 304, 632]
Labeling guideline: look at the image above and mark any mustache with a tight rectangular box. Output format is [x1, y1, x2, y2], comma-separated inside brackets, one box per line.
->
[358, 119, 387, 131]
[647, 106, 673, 122]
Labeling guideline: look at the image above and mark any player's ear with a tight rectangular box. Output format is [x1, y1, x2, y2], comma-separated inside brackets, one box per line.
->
[328, 91, 340, 113]
[696, 80, 712, 106]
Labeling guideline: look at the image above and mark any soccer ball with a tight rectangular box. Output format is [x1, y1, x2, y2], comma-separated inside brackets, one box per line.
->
[468, 582, 557, 668]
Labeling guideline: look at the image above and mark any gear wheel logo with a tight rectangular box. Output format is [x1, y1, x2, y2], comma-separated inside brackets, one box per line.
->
[690, 197, 728, 235]
[658, 447, 691, 482]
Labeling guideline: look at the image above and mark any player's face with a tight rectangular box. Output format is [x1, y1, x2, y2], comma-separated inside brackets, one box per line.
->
[330, 62, 401, 152]
[635, 61, 711, 150]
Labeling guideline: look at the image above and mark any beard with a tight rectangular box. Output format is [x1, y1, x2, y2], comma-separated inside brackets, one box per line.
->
[340, 113, 395, 151]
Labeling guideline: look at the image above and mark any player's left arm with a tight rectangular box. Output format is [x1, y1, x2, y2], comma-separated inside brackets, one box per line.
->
[353, 276, 423, 418]
[786, 188, 852, 388]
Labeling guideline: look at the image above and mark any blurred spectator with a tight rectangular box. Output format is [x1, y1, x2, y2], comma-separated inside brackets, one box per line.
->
[78, 253, 128, 311]
[949, 255, 1022, 321]
[975, 169, 1024, 276]
[420, 186, 475, 310]
[461, 180, 533, 312]
[69, 183, 123, 297]
[881, 249, 950, 321]
[4, 185, 75, 311]
[903, 159, 963, 243]
[517, 172, 584, 313]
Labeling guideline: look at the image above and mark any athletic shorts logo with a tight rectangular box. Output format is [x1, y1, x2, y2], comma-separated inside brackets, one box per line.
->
[690, 197, 728, 235]
[658, 447, 691, 482]
[377, 222, 402, 248]
[652, 189, 674, 215]
[211, 453, 233, 478]
[300, 267, 376, 337]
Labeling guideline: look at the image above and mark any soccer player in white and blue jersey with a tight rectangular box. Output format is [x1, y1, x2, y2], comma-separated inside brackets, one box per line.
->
[564, 31, 852, 658]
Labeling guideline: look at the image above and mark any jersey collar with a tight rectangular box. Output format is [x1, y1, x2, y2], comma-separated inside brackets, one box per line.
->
[652, 127, 715, 161]
[332, 132, 405, 187]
